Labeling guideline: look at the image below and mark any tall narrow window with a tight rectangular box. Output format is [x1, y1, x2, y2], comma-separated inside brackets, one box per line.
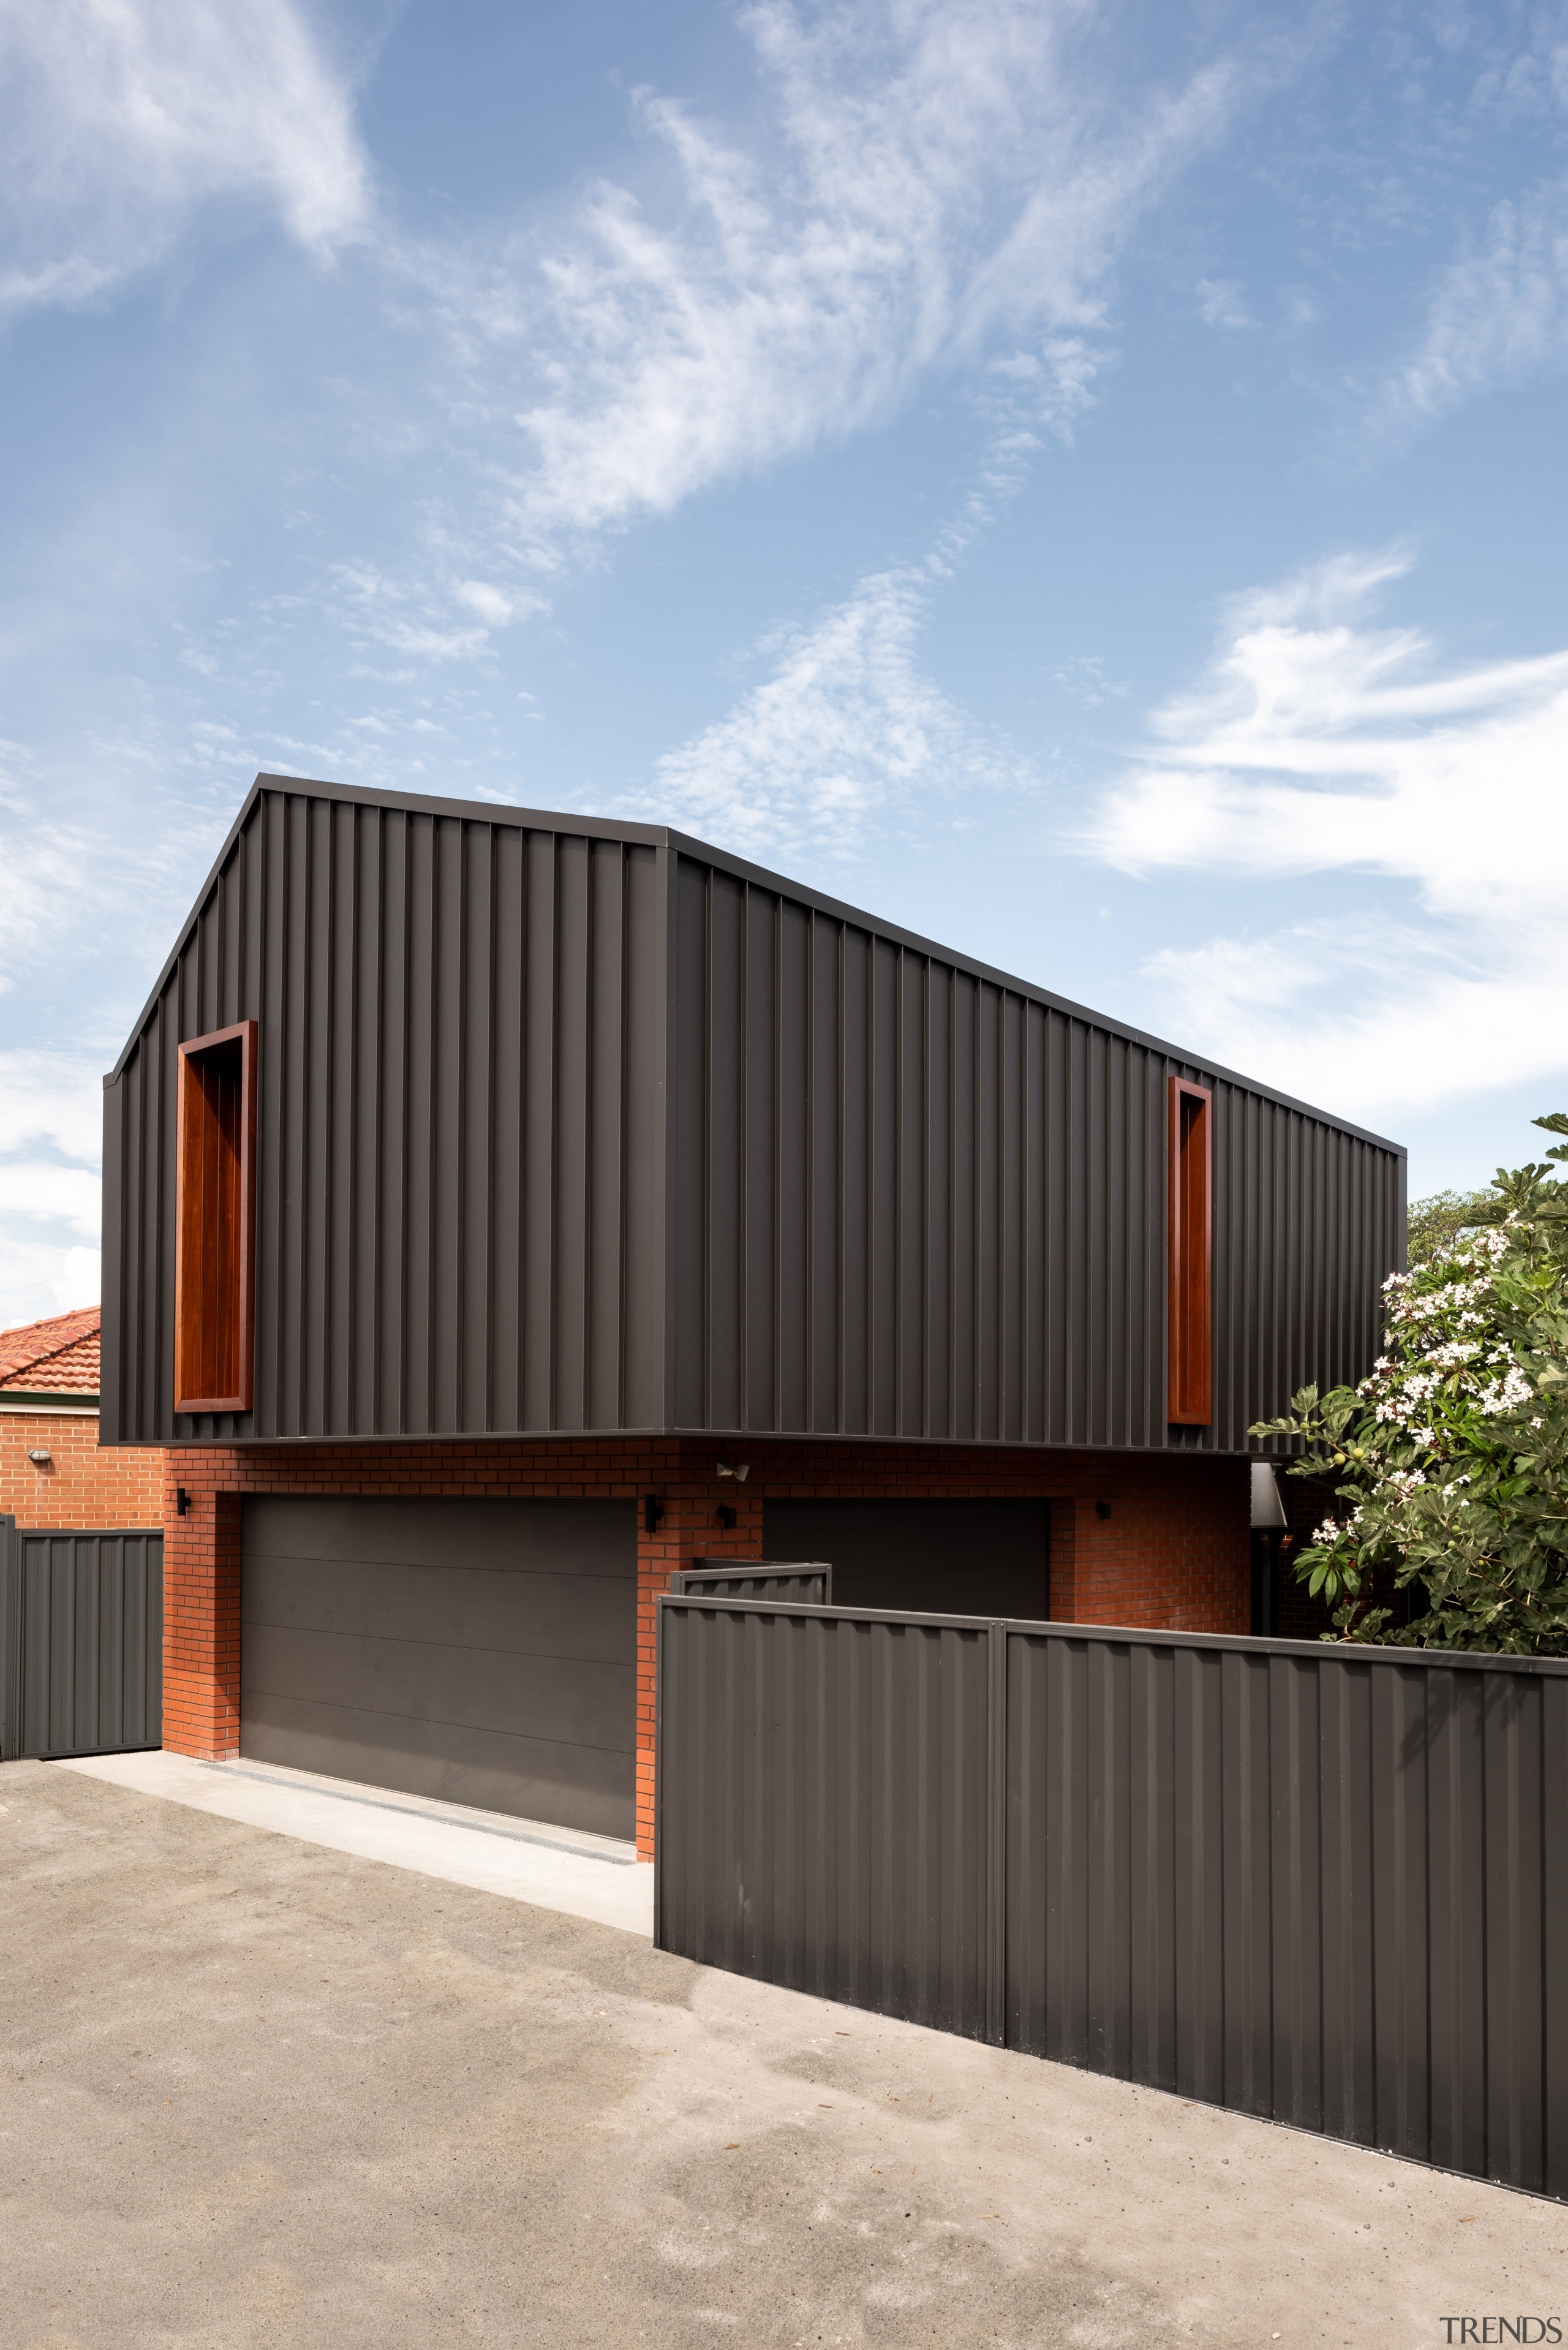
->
[1168, 1075, 1212, 1426]
[175, 1020, 257, 1413]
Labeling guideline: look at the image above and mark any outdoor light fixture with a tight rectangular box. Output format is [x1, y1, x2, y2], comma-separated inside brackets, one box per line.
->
[176, 1487, 191, 1517]
[1095, 1500, 1110, 1520]
[1250, 1462, 1287, 1531]
[715, 1462, 749, 1481]
[717, 1504, 737, 1530]
[643, 1494, 665, 1535]
[27, 1448, 50, 1465]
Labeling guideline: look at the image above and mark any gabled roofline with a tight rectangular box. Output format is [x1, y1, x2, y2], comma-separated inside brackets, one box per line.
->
[103, 773, 1405, 1156]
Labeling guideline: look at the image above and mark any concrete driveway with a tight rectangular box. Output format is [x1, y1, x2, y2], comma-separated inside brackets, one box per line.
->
[1, 1759, 1561, 2349]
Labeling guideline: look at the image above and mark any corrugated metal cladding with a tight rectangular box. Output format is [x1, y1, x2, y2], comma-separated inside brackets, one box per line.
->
[655, 1597, 1568, 2196]
[0, 1521, 164, 1761]
[102, 776, 1403, 1448]
[104, 784, 666, 1445]
[672, 853, 1404, 1452]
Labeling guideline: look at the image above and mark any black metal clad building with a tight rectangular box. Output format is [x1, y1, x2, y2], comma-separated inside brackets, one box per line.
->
[100, 776, 1405, 1451]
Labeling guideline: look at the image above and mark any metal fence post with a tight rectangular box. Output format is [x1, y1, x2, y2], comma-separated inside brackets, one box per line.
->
[0, 1515, 15, 1761]
[986, 1621, 1009, 2046]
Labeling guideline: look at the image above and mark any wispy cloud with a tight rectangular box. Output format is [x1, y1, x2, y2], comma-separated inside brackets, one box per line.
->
[1196, 276, 1251, 330]
[0, 0, 372, 315]
[630, 561, 1034, 861]
[371, 2, 1248, 861]
[1084, 552, 1568, 1121]
[1376, 174, 1568, 434]
[401, 0, 1243, 566]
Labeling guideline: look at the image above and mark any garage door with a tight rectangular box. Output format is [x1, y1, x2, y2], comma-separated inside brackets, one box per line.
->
[761, 1498, 1050, 1622]
[240, 1497, 636, 1840]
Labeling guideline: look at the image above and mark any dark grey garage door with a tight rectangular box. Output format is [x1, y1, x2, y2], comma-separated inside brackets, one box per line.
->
[762, 1499, 1049, 1621]
[241, 1498, 636, 1840]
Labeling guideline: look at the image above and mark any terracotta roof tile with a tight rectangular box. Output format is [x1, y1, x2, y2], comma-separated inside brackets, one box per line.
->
[0, 1305, 101, 1394]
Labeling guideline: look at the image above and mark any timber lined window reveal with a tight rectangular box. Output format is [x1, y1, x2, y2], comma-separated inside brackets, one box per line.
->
[174, 1020, 257, 1414]
[1167, 1075, 1212, 1426]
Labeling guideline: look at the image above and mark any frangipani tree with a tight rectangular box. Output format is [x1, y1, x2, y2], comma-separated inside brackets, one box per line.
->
[1251, 1114, 1568, 1653]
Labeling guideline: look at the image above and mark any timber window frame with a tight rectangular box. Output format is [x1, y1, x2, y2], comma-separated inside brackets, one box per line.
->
[174, 1019, 257, 1414]
[1167, 1074, 1212, 1426]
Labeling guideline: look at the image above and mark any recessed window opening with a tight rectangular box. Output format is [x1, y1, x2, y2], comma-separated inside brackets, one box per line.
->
[1168, 1075, 1212, 1426]
[175, 1019, 257, 1414]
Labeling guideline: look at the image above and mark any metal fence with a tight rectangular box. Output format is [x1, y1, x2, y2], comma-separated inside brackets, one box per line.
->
[655, 1595, 1568, 2196]
[0, 1519, 164, 1761]
[671, 1559, 834, 1604]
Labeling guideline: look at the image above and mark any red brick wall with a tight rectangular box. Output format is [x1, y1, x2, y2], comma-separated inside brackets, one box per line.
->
[158, 1436, 1251, 1857]
[1, 1410, 163, 1530]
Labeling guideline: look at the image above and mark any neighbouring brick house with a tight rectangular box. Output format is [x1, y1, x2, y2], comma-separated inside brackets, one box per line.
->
[100, 776, 1406, 1857]
[0, 1306, 162, 1531]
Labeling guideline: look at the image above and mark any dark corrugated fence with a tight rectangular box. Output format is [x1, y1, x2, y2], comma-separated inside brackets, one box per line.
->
[0, 1519, 163, 1761]
[655, 1595, 1568, 2195]
[671, 1560, 834, 1604]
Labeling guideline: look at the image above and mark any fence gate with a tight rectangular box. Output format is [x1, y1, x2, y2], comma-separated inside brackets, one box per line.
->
[654, 1593, 1568, 2198]
[0, 1517, 164, 1761]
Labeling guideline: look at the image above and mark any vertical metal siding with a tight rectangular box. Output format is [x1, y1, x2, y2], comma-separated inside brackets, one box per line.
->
[102, 783, 1401, 1449]
[0, 1520, 163, 1760]
[657, 1596, 1568, 2196]
[104, 789, 667, 1443]
[672, 856, 1403, 1450]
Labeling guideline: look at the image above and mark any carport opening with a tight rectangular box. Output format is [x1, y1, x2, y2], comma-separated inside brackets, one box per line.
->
[761, 1498, 1050, 1621]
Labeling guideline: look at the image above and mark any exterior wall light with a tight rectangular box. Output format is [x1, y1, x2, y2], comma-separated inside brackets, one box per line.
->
[715, 1462, 749, 1481]
[27, 1448, 51, 1465]
[1250, 1462, 1288, 1530]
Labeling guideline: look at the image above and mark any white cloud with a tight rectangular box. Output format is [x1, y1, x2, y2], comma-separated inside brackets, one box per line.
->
[454, 581, 518, 627]
[0, 1234, 100, 1333]
[1196, 276, 1251, 329]
[0, 1056, 104, 1329]
[1377, 173, 1568, 433]
[403, 0, 1243, 561]
[1084, 554, 1568, 1122]
[0, 1163, 100, 1239]
[0, 1051, 106, 1163]
[632, 562, 1035, 861]
[0, 0, 371, 315]
[53, 1244, 101, 1312]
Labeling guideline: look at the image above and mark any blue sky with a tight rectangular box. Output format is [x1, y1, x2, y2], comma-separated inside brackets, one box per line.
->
[4, 0, 1568, 1328]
